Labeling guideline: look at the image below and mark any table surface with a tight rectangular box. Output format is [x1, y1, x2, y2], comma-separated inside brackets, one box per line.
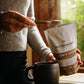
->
[59, 73, 84, 84]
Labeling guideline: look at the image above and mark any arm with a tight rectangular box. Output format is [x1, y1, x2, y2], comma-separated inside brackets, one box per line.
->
[27, 0, 56, 61]
[28, 26, 52, 61]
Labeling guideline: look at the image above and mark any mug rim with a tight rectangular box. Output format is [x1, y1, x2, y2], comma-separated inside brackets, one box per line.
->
[35, 62, 58, 65]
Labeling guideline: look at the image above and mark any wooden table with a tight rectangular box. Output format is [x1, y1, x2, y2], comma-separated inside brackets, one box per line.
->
[59, 73, 84, 84]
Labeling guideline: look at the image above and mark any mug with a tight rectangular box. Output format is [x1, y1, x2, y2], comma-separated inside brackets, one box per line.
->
[25, 62, 60, 84]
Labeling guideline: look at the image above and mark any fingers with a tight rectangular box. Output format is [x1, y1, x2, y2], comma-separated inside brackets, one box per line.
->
[77, 54, 83, 65]
[12, 11, 36, 26]
[46, 53, 57, 62]
[76, 49, 81, 54]
[2, 23, 29, 33]
[76, 49, 83, 65]
[9, 18, 30, 28]
[77, 53, 80, 61]
[7, 25, 23, 33]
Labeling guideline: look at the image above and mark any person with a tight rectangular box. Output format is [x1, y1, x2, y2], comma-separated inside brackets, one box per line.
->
[0, 0, 83, 84]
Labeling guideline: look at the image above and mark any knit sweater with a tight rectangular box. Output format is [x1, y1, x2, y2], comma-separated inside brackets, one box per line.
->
[0, 0, 51, 60]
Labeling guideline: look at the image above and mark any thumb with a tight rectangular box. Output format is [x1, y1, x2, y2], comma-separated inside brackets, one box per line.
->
[46, 53, 57, 62]
[28, 17, 32, 20]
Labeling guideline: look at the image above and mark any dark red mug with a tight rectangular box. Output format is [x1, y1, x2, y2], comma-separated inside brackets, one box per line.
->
[25, 62, 60, 84]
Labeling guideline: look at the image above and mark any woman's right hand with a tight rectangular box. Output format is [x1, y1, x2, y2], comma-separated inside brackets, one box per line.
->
[1, 11, 36, 33]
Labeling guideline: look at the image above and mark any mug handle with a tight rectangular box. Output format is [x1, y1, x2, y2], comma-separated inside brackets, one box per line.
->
[25, 66, 34, 81]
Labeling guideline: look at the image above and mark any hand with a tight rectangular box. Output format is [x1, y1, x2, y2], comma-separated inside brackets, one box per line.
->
[46, 53, 57, 62]
[1, 11, 36, 32]
[76, 49, 83, 65]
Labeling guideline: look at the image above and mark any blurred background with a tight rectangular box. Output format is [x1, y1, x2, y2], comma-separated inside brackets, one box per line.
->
[60, 0, 84, 61]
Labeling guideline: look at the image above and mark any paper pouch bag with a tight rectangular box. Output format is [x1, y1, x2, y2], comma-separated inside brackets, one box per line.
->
[44, 22, 80, 75]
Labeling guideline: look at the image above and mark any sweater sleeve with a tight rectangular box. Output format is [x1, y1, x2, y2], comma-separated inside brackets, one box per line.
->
[27, 0, 51, 61]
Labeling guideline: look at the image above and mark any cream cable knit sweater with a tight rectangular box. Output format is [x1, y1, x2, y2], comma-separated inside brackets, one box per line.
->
[0, 0, 51, 60]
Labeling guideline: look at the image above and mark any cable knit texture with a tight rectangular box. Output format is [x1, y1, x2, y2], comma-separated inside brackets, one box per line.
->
[0, 0, 51, 60]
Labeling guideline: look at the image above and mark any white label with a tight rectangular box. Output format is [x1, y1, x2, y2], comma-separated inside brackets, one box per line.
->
[58, 55, 77, 67]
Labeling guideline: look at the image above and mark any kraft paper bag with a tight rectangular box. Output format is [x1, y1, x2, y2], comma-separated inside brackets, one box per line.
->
[44, 23, 80, 75]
